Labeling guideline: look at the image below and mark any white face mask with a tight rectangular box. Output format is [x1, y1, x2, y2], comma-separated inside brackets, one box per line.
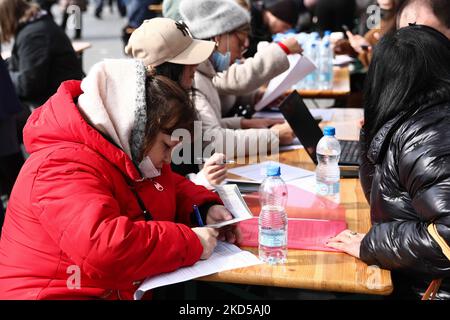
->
[138, 156, 161, 179]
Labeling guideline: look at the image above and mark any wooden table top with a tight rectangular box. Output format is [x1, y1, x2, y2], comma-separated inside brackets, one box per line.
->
[296, 66, 351, 98]
[1, 41, 91, 60]
[71, 41, 92, 54]
[148, 4, 163, 12]
[198, 109, 393, 296]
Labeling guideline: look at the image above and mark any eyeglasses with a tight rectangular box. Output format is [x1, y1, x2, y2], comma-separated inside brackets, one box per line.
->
[232, 31, 249, 54]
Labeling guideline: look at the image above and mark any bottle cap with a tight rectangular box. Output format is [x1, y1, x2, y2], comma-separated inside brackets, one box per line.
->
[323, 126, 336, 136]
[266, 164, 281, 177]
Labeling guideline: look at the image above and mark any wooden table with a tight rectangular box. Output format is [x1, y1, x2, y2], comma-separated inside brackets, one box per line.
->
[296, 66, 351, 98]
[1, 41, 91, 61]
[148, 4, 163, 13]
[198, 109, 393, 296]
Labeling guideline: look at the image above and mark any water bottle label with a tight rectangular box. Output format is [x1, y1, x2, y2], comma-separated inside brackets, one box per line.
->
[259, 229, 287, 247]
[316, 181, 340, 196]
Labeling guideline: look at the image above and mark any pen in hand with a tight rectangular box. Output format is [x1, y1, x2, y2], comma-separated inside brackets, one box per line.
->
[193, 204, 204, 227]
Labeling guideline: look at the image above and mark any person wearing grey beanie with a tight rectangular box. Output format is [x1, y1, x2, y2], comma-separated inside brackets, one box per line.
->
[179, 0, 300, 158]
[180, 0, 251, 40]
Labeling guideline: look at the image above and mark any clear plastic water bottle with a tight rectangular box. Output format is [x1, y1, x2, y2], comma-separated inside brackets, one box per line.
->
[258, 164, 288, 265]
[316, 127, 341, 203]
[318, 40, 333, 90]
[322, 30, 332, 44]
[305, 42, 318, 89]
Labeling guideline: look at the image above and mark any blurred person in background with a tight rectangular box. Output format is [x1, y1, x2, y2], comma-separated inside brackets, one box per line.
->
[34, 0, 57, 18]
[0, 0, 84, 109]
[397, 0, 450, 39]
[121, 0, 162, 48]
[0, 53, 24, 232]
[309, 0, 357, 32]
[334, 0, 406, 67]
[94, 0, 127, 19]
[246, 0, 303, 57]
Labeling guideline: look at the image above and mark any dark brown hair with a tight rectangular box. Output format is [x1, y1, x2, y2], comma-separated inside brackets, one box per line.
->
[141, 75, 197, 159]
[0, 0, 40, 42]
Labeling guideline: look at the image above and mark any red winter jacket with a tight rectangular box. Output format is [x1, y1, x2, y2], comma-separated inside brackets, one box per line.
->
[0, 81, 221, 299]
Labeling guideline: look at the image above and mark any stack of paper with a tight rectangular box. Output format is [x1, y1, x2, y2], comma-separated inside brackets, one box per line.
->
[255, 54, 316, 111]
[239, 217, 346, 252]
[207, 184, 253, 228]
[227, 161, 314, 183]
[134, 242, 262, 300]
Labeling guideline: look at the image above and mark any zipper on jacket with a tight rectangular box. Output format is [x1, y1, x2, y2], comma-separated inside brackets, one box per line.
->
[152, 180, 164, 191]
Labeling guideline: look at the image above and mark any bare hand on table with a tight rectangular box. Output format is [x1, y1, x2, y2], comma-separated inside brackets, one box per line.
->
[326, 229, 366, 258]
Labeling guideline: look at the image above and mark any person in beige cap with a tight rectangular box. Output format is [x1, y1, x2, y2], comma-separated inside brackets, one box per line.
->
[125, 17, 215, 90]
[179, 0, 298, 157]
[125, 17, 228, 189]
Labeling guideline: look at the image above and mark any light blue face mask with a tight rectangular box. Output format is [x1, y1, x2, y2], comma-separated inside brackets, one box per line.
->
[211, 34, 231, 72]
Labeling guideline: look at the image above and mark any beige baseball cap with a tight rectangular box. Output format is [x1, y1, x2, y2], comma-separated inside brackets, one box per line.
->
[125, 17, 216, 67]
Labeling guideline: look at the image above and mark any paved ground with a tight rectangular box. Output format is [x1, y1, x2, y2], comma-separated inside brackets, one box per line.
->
[58, 3, 130, 73]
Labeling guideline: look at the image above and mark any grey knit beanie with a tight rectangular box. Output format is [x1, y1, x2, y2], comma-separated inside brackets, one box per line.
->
[179, 0, 251, 39]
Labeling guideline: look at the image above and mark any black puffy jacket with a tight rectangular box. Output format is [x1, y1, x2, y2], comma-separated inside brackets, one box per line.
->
[359, 101, 450, 297]
[8, 14, 84, 107]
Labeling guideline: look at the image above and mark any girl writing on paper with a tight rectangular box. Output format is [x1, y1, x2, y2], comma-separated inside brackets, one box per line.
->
[0, 59, 239, 300]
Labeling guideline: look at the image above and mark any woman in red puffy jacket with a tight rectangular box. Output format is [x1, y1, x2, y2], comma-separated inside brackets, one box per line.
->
[0, 59, 238, 300]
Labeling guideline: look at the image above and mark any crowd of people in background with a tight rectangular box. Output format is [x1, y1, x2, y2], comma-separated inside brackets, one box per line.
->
[0, 0, 449, 300]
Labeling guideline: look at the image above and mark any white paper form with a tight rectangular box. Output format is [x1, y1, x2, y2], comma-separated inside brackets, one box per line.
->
[228, 161, 314, 183]
[255, 54, 316, 111]
[333, 54, 355, 66]
[134, 242, 262, 300]
[286, 175, 317, 194]
[207, 184, 254, 228]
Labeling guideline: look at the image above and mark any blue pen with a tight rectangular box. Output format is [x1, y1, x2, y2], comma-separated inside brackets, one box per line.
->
[193, 205, 204, 227]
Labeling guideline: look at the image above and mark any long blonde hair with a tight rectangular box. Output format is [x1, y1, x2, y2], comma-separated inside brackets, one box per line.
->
[0, 0, 40, 42]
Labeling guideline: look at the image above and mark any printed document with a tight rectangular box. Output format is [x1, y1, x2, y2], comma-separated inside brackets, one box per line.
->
[255, 54, 316, 111]
[207, 184, 253, 228]
[228, 161, 314, 183]
[134, 242, 262, 300]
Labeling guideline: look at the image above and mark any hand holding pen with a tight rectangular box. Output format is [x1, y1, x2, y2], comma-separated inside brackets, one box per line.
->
[343, 28, 372, 54]
[192, 205, 218, 260]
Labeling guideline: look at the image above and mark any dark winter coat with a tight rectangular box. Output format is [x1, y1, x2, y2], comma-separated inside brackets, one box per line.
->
[359, 101, 450, 298]
[8, 14, 84, 107]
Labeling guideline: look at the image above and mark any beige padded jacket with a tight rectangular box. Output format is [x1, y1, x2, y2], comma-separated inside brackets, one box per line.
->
[193, 43, 289, 157]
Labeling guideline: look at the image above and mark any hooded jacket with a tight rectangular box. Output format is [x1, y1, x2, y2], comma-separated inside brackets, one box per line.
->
[359, 101, 450, 297]
[0, 59, 220, 300]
